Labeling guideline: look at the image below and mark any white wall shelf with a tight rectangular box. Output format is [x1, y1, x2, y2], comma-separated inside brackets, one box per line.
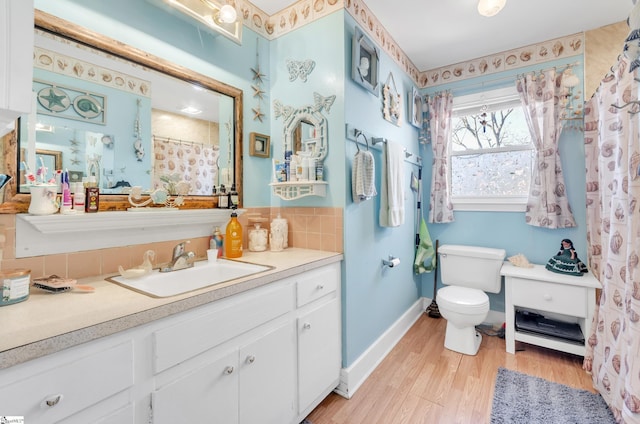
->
[270, 181, 327, 201]
[16, 209, 241, 258]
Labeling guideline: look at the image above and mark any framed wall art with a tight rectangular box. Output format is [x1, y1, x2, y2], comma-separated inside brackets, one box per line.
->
[409, 87, 423, 128]
[383, 72, 402, 126]
[249, 132, 270, 158]
[352, 27, 380, 96]
[35, 79, 106, 125]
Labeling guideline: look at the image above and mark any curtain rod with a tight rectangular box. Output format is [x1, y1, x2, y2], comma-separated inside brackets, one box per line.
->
[153, 135, 215, 147]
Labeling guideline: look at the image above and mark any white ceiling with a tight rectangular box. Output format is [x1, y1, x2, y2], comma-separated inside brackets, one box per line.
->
[252, 0, 634, 71]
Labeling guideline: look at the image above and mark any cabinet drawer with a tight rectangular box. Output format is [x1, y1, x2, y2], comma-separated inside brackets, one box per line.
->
[0, 341, 133, 424]
[153, 283, 293, 373]
[296, 264, 339, 307]
[510, 278, 587, 317]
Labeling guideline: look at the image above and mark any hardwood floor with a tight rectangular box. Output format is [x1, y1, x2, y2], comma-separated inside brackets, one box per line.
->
[305, 313, 595, 424]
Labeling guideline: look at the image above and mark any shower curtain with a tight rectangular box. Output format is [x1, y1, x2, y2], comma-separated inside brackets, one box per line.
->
[153, 137, 219, 196]
[583, 54, 640, 423]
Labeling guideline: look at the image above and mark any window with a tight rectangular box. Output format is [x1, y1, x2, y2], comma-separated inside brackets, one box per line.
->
[450, 86, 533, 212]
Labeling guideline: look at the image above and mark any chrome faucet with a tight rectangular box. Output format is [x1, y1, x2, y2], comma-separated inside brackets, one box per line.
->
[159, 241, 195, 272]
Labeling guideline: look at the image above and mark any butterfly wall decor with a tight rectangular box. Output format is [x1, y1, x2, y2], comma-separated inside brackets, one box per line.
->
[286, 59, 315, 83]
[313, 92, 335, 113]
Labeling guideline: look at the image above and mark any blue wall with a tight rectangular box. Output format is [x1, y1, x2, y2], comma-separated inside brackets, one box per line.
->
[421, 62, 588, 314]
[341, 14, 424, 366]
[268, 12, 346, 208]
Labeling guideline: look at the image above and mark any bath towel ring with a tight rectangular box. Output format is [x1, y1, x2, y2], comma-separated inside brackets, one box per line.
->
[355, 131, 370, 151]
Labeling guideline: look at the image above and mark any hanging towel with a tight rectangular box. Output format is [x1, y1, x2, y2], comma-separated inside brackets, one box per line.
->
[379, 139, 405, 227]
[414, 217, 436, 274]
[352, 150, 377, 203]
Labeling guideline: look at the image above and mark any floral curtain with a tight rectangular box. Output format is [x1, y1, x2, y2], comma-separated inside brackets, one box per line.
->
[583, 55, 640, 423]
[428, 91, 455, 223]
[516, 70, 576, 228]
[153, 137, 219, 195]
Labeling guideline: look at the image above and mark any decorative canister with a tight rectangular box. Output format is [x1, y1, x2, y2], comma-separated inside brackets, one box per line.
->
[270, 214, 288, 250]
[269, 230, 285, 252]
[28, 184, 59, 215]
[1, 269, 31, 306]
[248, 222, 268, 252]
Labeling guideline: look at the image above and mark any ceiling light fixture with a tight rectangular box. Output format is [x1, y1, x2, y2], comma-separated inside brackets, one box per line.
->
[477, 0, 506, 17]
[180, 106, 203, 115]
[152, 0, 242, 44]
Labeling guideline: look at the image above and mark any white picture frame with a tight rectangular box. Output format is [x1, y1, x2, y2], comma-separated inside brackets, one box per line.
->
[352, 27, 380, 97]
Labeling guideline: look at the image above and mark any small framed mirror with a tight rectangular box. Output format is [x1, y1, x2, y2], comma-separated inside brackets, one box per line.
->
[283, 107, 328, 163]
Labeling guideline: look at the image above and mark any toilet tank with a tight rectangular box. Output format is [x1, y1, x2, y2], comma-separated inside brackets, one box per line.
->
[438, 244, 506, 293]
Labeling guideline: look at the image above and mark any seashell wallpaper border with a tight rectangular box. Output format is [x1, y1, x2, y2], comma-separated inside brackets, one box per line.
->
[241, 0, 585, 89]
[34, 30, 151, 98]
[419, 33, 585, 89]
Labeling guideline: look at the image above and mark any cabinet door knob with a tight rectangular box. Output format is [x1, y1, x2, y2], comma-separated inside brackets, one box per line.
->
[303, 322, 312, 330]
[246, 355, 256, 364]
[543, 294, 552, 301]
[317, 284, 324, 290]
[224, 366, 235, 374]
[42, 394, 63, 407]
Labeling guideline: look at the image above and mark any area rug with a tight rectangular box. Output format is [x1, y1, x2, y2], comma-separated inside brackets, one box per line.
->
[490, 367, 616, 424]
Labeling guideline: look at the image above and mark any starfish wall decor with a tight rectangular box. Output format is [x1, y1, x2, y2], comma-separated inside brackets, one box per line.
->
[251, 38, 267, 122]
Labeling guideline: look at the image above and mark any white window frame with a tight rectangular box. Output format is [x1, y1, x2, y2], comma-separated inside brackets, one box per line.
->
[449, 86, 531, 212]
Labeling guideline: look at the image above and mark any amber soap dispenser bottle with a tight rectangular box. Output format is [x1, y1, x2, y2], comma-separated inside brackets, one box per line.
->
[225, 209, 243, 258]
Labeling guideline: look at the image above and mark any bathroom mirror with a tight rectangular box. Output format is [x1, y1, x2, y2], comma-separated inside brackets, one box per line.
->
[0, 10, 242, 213]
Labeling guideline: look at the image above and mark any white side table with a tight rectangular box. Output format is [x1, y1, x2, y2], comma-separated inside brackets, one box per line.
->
[501, 262, 601, 356]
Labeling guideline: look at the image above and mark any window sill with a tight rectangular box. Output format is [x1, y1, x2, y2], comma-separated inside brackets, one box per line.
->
[452, 197, 527, 212]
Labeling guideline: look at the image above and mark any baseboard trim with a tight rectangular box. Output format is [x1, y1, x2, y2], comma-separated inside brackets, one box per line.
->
[334, 297, 506, 399]
[335, 298, 424, 399]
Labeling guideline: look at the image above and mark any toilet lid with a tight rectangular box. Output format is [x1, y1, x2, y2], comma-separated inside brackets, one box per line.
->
[437, 286, 489, 314]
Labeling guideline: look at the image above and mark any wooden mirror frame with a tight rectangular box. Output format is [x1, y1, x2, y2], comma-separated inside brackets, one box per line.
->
[0, 9, 243, 213]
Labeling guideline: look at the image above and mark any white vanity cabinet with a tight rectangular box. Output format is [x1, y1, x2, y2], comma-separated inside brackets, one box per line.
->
[152, 322, 296, 424]
[0, 260, 342, 424]
[0, 338, 135, 424]
[0, 0, 33, 136]
[152, 318, 296, 424]
[295, 263, 341, 418]
[150, 262, 342, 424]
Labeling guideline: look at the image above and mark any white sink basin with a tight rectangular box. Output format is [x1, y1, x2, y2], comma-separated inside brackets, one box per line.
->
[108, 259, 273, 297]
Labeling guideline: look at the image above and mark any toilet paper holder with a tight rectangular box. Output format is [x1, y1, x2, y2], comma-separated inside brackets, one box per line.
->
[382, 255, 400, 268]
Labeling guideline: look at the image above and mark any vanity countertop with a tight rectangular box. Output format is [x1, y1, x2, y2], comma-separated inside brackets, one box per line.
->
[0, 248, 343, 369]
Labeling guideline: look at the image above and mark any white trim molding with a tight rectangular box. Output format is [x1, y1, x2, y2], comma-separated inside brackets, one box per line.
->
[335, 298, 424, 398]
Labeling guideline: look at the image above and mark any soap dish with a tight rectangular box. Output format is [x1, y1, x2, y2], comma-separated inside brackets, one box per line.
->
[32, 275, 95, 294]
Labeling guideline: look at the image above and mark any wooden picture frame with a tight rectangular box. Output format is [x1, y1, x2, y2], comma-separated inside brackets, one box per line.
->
[249, 132, 270, 158]
[352, 27, 380, 96]
[409, 87, 423, 128]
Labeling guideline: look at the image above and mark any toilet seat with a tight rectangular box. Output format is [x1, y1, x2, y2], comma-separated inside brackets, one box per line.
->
[437, 286, 489, 315]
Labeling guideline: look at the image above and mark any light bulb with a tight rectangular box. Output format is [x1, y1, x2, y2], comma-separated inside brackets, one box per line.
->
[477, 0, 506, 17]
[217, 4, 237, 24]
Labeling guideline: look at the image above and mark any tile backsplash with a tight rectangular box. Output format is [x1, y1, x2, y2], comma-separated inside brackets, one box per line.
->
[0, 207, 343, 279]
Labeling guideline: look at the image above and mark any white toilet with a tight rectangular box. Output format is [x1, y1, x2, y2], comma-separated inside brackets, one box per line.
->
[436, 244, 506, 355]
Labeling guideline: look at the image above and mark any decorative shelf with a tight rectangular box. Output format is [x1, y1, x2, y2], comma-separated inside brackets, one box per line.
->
[18, 209, 238, 234]
[16, 209, 243, 258]
[269, 181, 327, 200]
